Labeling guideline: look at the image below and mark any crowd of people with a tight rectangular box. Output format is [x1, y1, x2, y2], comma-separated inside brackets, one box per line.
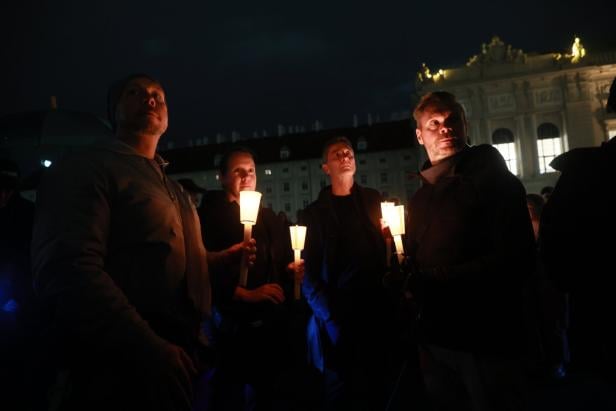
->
[1, 74, 614, 411]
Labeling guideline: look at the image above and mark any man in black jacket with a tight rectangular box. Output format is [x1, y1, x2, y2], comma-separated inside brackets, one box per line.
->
[301, 136, 392, 410]
[199, 147, 305, 410]
[31, 74, 251, 411]
[407, 92, 536, 411]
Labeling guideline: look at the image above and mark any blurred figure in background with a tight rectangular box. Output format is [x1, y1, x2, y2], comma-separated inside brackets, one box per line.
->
[540, 77, 616, 381]
[0, 158, 36, 410]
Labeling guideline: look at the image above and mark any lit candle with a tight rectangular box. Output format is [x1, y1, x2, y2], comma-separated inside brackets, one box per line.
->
[239, 190, 262, 287]
[289, 225, 307, 300]
[381, 203, 406, 264]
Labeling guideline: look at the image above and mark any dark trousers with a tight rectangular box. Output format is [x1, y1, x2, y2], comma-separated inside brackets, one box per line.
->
[420, 344, 528, 411]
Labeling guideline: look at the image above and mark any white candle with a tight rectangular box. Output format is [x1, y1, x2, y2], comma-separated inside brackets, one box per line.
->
[239, 191, 262, 287]
[381, 203, 406, 264]
[289, 225, 307, 300]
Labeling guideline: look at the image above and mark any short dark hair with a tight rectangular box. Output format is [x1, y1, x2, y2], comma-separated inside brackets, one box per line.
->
[106, 73, 163, 131]
[413, 91, 467, 129]
[218, 146, 257, 176]
[321, 136, 353, 164]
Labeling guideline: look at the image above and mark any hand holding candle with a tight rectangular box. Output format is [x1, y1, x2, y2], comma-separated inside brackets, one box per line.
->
[239, 190, 262, 287]
[289, 225, 307, 300]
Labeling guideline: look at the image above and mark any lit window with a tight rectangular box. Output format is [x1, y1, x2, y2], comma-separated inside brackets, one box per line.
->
[491, 128, 518, 175]
[537, 123, 563, 174]
[264, 169, 272, 175]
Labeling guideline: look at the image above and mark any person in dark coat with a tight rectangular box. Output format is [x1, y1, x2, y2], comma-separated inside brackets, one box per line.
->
[539, 77, 616, 381]
[0, 159, 37, 410]
[301, 136, 393, 410]
[406, 91, 536, 411]
[31, 74, 252, 411]
[199, 147, 306, 411]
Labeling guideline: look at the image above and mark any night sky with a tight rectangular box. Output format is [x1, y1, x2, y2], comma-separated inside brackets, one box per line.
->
[2, 0, 615, 146]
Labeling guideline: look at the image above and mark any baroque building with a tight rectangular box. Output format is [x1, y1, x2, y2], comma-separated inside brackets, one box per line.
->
[417, 36, 616, 193]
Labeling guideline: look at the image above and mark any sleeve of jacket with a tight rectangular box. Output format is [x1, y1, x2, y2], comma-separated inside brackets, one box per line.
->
[31, 155, 169, 363]
[300, 206, 341, 344]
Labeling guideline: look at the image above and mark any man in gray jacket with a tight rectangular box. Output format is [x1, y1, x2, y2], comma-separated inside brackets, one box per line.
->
[32, 74, 251, 411]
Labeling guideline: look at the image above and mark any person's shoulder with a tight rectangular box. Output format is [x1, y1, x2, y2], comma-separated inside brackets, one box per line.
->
[259, 206, 278, 221]
[355, 184, 382, 203]
[459, 144, 508, 175]
[468, 144, 505, 165]
[550, 146, 603, 173]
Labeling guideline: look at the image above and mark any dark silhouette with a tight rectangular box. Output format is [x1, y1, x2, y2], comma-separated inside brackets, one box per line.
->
[406, 91, 536, 411]
[301, 136, 396, 410]
[31, 74, 250, 410]
[0, 158, 37, 410]
[526, 193, 569, 380]
[539, 77, 616, 381]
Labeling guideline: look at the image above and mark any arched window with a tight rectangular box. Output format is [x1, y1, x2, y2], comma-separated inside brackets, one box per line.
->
[491, 128, 518, 175]
[536, 123, 562, 173]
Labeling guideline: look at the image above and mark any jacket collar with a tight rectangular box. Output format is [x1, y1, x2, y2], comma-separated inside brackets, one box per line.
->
[419, 145, 469, 185]
[94, 138, 169, 168]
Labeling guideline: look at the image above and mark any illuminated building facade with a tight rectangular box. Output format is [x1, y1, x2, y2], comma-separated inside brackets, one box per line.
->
[163, 120, 421, 221]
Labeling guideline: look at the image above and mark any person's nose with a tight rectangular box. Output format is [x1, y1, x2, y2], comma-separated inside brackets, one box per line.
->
[439, 124, 453, 134]
[146, 95, 157, 108]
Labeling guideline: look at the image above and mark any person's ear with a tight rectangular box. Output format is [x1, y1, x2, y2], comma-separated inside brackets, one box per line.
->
[416, 129, 424, 145]
[321, 163, 330, 175]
